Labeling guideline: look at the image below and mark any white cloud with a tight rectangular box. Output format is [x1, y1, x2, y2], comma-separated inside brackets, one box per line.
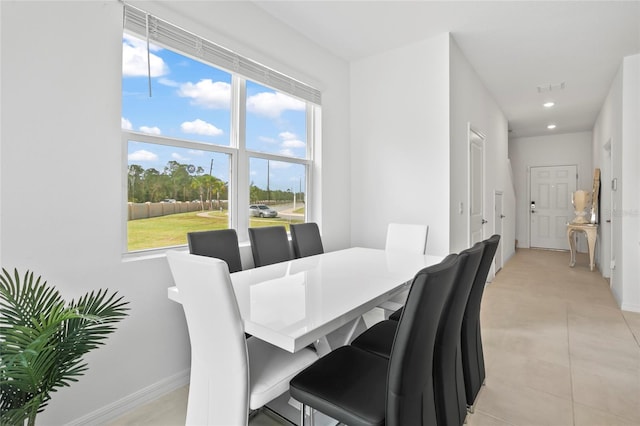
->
[181, 119, 223, 136]
[128, 150, 159, 162]
[259, 136, 277, 144]
[121, 117, 133, 130]
[188, 149, 205, 156]
[139, 126, 162, 135]
[122, 35, 169, 77]
[247, 92, 305, 118]
[158, 78, 180, 87]
[279, 131, 297, 140]
[178, 79, 231, 109]
[282, 139, 305, 148]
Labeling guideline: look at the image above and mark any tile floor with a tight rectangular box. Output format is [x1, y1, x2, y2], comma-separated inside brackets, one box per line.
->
[108, 249, 640, 426]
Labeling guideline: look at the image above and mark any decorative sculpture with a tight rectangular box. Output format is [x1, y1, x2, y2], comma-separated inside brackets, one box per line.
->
[571, 190, 591, 224]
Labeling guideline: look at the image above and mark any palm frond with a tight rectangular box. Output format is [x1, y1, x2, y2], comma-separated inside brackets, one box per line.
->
[0, 268, 129, 426]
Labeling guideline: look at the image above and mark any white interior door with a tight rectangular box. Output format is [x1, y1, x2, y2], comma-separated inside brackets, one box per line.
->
[494, 191, 503, 272]
[530, 165, 577, 250]
[469, 129, 485, 246]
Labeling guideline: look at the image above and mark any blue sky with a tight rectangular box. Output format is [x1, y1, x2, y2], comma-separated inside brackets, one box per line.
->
[122, 33, 307, 191]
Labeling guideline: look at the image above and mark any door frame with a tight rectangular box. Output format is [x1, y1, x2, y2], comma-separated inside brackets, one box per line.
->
[468, 124, 486, 247]
[494, 190, 503, 272]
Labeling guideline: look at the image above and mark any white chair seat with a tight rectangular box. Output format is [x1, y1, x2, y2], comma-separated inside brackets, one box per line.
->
[166, 251, 318, 425]
[248, 338, 318, 409]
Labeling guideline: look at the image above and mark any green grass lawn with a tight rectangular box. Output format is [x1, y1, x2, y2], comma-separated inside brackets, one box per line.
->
[127, 210, 302, 251]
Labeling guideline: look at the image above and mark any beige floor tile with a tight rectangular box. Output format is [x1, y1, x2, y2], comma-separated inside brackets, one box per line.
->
[569, 329, 640, 372]
[466, 410, 516, 426]
[573, 402, 639, 426]
[623, 310, 640, 344]
[474, 376, 573, 426]
[106, 386, 188, 426]
[571, 365, 640, 422]
[486, 351, 572, 399]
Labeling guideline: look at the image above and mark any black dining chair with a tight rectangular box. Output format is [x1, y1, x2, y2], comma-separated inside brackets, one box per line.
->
[289, 254, 462, 426]
[461, 234, 501, 410]
[351, 242, 484, 426]
[290, 222, 324, 258]
[187, 229, 243, 273]
[248, 226, 292, 267]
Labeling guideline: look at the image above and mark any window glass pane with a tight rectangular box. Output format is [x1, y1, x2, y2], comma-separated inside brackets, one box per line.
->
[249, 158, 305, 229]
[245, 81, 307, 158]
[127, 140, 230, 251]
[122, 33, 231, 146]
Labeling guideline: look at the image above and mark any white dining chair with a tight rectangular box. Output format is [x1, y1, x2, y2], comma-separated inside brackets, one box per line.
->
[385, 222, 429, 254]
[378, 223, 430, 315]
[166, 251, 318, 426]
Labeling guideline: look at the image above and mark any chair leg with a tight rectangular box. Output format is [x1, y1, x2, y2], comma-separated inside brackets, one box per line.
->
[300, 403, 305, 426]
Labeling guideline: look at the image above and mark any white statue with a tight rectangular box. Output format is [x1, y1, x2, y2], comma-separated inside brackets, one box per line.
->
[571, 190, 591, 224]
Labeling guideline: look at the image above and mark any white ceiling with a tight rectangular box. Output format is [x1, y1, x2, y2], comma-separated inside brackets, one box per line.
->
[254, 1, 640, 138]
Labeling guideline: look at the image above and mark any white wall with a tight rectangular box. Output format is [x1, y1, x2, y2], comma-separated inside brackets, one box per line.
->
[448, 37, 515, 269]
[619, 54, 640, 312]
[592, 66, 622, 280]
[350, 35, 451, 256]
[509, 132, 593, 249]
[593, 54, 640, 312]
[0, 1, 350, 424]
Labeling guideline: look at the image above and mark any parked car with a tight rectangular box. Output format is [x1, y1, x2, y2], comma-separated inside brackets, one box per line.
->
[161, 198, 177, 203]
[249, 204, 278, 218]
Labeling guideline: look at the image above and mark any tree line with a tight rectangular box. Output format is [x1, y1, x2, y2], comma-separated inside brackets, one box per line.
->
[128, 161, 304, 207]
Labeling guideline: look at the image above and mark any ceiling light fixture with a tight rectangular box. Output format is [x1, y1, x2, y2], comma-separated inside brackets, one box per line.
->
[547, 124, 557, 130]
[543, 101, 555, 108]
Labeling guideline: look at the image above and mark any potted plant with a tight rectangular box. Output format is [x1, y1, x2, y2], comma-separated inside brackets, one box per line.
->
[0, 268, 129, 426]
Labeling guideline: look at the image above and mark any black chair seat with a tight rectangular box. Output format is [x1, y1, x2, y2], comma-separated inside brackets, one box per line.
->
[290, 254, 462, 426]
[350, 319, 396, 359]
[290, 346, 387, 426]
[388, 307, 402, 321]
[352, 244, 484, 426]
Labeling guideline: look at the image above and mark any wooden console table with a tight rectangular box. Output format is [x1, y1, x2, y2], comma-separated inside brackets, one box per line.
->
[567, 223, 598, 271]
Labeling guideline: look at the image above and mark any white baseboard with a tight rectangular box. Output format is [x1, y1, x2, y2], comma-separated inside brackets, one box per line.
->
[67, 369, 190, 426]
[621, 302, 640, 313]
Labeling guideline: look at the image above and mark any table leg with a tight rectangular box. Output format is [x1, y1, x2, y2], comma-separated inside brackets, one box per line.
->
[567, 228, 577, 267]
[586, 230, 596, 272]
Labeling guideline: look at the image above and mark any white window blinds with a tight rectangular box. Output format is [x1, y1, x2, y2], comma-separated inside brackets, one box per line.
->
[123, 4, 321, 105]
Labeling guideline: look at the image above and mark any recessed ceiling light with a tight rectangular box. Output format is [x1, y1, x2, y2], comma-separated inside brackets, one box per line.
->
[543, 101, 555, 108]
[547, 124, 557, 130]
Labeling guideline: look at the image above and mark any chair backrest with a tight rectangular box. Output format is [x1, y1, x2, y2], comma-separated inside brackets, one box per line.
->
[187, 229, 243, 273]
[290, 222, 324, 258]
[433, 242, 484, 426]
[166, 251, 249, 425]
[385, 223, 429, 254]
[463, 234, 500, 325]
[248, 226, 292, 267]
[461, 234, 501, 402]
[386, 253, 461, 426]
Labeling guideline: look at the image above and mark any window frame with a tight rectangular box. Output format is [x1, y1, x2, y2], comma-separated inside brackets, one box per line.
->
[121, 10, 318, 255]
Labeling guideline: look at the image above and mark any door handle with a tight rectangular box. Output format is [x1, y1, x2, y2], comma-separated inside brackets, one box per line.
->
[481, 219, 488, 224]
[500, 214, 506, 219]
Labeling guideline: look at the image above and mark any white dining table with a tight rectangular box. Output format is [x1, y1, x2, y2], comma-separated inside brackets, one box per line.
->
[168, 247, 443, 353]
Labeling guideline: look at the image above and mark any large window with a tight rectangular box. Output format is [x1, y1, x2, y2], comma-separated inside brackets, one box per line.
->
[122, 6, 319, 253]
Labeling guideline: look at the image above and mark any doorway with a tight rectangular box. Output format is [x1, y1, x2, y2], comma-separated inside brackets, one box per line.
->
[494, 190, 503, 272]
[529, 165, 577, 250]
[469, 128, 485, 246]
